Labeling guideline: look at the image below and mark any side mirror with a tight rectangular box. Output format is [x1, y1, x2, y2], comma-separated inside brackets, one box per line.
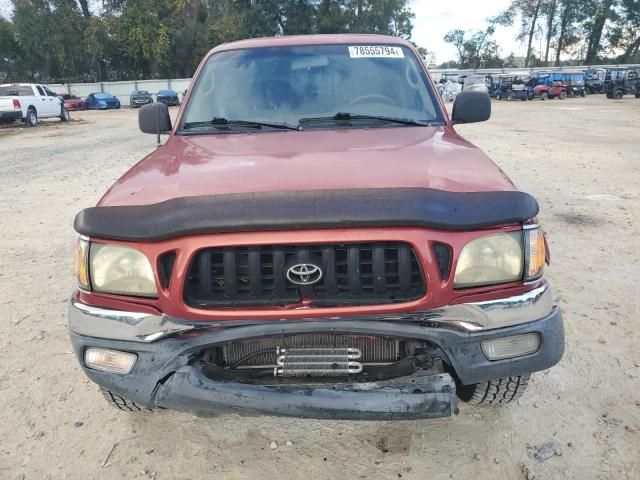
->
[451, 90, 491, 125]
[139, 102, 172, 134]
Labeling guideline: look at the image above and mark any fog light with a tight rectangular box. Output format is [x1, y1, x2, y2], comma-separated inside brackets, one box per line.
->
[481, 333, 540, 360]
[84, 347, 137, 374]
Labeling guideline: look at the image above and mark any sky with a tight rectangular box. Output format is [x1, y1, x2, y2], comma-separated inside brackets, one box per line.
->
[0, 0, 524, 64]
[410, 0, 524, 64]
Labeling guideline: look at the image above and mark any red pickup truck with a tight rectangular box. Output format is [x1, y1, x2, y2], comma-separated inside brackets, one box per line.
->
[70, 35, 564, 419]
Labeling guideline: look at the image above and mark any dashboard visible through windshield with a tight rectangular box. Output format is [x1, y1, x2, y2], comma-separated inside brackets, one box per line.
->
[180, 44, 444, 132]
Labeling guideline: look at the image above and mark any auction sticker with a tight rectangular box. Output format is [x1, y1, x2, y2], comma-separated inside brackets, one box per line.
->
[348, 46, 404, 58]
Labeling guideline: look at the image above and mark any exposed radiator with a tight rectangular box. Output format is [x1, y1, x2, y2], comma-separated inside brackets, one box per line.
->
[223, 334, 400, 369]
[274, 347, 363, 377]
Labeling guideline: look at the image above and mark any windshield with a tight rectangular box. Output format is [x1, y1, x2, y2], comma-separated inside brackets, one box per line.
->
[608, 70, 625, 80]
[181, 44, 443, 131]
[94, 93, 113, 99]
[134, 91, 149, 95]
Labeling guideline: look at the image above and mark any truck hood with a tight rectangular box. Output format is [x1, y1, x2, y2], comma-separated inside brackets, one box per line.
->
[99, 126, 516, 207]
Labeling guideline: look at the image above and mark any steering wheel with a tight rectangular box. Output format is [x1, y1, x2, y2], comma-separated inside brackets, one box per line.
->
[347, 94, 396, 107]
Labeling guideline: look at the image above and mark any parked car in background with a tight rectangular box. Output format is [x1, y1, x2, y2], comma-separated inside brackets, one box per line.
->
[585, 69, 606, 94]
[70, 34, 563, 420]
[0, 83, 69, 126]
[130, 90, 153, 108]
[85, 92, 121, 110]
[561, 71, 586, 97]
[604, 68, 640, 99]
[60, 94, 87, 111]
[156, 89, 180, 106]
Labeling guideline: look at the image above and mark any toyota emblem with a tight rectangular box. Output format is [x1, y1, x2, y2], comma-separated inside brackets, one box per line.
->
[286, 263, 323, 286]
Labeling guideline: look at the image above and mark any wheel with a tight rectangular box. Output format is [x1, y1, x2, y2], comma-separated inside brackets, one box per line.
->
[559, 91, 567, 100]
[613, 89, 624, 99]
[507, 94, 513, 101]
[540, 92, 548, 101]
[581, 90, 586, 97]
[24, 108, 37, 127]
[496, 94, 501, 100]
[60, 107, 70, 122]
[100, 388, 155, 412]
[457, 375, 530, 406]
[521, 97, 527, 101]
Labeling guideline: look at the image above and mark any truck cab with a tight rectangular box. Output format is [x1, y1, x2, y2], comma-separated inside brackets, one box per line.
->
[0, 83, 68, 126]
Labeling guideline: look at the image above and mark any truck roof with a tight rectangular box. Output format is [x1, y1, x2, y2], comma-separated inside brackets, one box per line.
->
[209, 34, 414, 55]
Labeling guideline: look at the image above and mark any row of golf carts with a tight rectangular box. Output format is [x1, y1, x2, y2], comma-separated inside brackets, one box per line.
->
[437, 67, 640, 102]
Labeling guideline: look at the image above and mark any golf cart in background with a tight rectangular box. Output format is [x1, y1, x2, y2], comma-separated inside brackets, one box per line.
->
[585, 69, 606, 94]
[438, 72, 460, 85]
[604, 68, 640, 99]
[491, 74, 531, 101]
[462, 74, 490, 94]
[532, 73, 567, 100]
[561, 71, 586, 97]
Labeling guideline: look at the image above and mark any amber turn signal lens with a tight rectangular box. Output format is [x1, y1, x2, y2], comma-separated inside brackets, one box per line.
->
[74, 237, 90, 290]
[525, 226, 545, 280]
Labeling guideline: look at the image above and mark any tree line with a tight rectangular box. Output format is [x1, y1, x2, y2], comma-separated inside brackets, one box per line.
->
[0, 0, 416, 82]
[443, 0, 640, 69]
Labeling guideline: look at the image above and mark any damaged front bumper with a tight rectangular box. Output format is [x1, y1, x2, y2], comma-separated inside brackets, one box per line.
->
[68, 282, 564, 419]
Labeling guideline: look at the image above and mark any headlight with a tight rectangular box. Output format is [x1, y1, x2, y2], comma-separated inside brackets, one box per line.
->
[454, 232, 523, 288]
[89, 243, 157, 297]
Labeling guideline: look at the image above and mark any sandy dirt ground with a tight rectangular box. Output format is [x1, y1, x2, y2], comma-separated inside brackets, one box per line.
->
[0, 95, 639, 480]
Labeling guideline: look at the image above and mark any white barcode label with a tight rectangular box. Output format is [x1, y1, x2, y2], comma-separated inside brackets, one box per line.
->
[348, 46, 405, 58]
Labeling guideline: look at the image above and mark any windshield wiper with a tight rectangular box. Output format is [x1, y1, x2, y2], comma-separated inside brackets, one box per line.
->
[183, 117, 300, 131]
[298, 112, 438, 127]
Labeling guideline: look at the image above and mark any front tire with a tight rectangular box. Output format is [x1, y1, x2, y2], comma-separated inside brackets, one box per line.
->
[100, 388, 154, 412]
[60, 107, 70, 122]
[540, 92, 548, 101]
[613, 89, 624, 99]
[458, 375, 530, 406]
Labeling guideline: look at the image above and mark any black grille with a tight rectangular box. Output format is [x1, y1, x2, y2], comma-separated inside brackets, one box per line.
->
[432, 243, 453, 281]
[185, 242, 425, 308]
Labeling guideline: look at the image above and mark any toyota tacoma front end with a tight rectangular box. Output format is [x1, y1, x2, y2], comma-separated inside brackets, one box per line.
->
[69, 35, 563, 419]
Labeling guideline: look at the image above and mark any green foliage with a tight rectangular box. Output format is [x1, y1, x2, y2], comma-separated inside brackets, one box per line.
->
[3, 0, 418, 81]
[444, 26, 503, 69]
[0, 17, 21, 81]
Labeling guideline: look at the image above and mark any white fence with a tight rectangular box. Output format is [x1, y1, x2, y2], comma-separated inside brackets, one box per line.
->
[47, 78, 191, 105]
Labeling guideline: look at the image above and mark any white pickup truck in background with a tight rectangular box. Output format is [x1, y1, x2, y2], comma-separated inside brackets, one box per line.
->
[0, 83, 70, 127]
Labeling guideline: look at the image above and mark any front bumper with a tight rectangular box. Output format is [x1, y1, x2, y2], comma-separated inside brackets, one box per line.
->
[157, 98, 178, 105]
[68, 283, 564, 419]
